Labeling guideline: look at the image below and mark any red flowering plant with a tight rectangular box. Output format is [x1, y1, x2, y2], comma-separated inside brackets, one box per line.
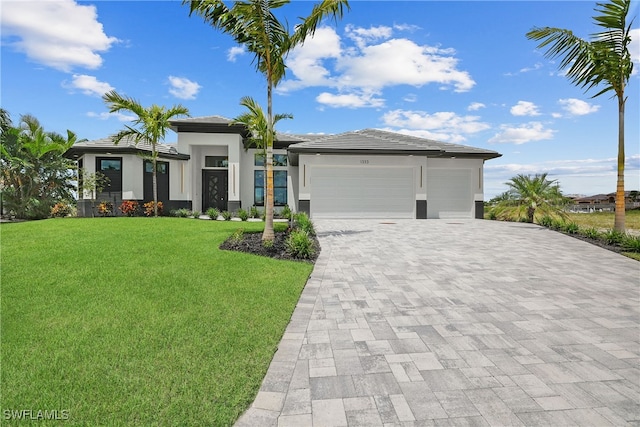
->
[119, 200, 139, 217]
[143, 201, 163, 217]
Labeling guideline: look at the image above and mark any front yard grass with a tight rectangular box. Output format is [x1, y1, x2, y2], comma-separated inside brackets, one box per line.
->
[566, 209, 640, 231]
[1, 218, 312, 426]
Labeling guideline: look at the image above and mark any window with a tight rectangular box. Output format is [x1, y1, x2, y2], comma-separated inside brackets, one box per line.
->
[100, 159, 121, 171]
[254, 153, 287, 167]
[254, 170, 287, 206]
[145, 162, 168, 174]
[205, 156, 228, 168]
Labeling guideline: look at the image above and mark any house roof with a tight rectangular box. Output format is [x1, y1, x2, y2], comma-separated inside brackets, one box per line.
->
[170, 115, 248, 136]
[64, 137, 190, 160]
[287, 128, 502, 164]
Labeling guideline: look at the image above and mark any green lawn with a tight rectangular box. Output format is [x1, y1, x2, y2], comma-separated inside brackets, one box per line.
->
[566, 209, 640, 231]
[1, 218, 312, 426]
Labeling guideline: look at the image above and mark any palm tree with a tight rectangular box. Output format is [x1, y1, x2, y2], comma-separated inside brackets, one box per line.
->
[103, 90, 189, 217]
[186, 0, 349, 241]
[492, 173, 568, 223]
[526, 0, 634, 232]
[231, 96, 292, 215]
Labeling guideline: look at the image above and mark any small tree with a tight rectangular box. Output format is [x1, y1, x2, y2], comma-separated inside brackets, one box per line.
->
[79, 169, 110, 217]
[103, 91, 189, 217]
[0, 111, 78, 219]
[491, 173, 569, 223]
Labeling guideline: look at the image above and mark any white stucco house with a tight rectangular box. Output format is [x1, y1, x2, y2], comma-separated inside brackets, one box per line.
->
[65, 115, 501, 219]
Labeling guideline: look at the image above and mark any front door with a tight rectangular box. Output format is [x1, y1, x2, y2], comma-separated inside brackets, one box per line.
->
[202, 170, 228, 211]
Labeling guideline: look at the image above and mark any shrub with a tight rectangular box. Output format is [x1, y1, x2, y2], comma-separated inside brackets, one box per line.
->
[171, 208, 190, 218]
[230, 228, 245, 243]
[97, 201, 113, 217]
[538, 215, 553, 228]
[621, 235, 640, 253]
[602, 229, 625, 246]
[143, 201, 163, 217]
[221, 210, 232, 221]
[50, 202, 73, 218]
[250, 206, 260, 219]
[487, 209, 497, 220]
[206, 207, 220, 220]
[580, 227, 601, 240]
[237, 208, 249, 221]
[281, 204, 292, 220]
[262, 238, 274, 249]
[192, 210, 201, 219]
[285, 230, 316, 259]
[550, 218, 565, 230]
[293, 212, 315, 235]
[563, 222, 579, 234]
[119, 200, 139, 217]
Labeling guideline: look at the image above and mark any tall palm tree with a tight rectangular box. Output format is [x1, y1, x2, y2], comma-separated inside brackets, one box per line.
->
[526, 0, 634, 232]
[103, 90, 189, 217]
[493, 173, 568, 223]
[231, 96, 292, 213]
[186, 0, 349, 241]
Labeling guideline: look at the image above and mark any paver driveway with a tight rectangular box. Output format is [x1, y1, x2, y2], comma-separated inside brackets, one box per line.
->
[237, 219, 640, 426]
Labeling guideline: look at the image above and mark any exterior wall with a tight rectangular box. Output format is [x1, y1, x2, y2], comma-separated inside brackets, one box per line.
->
[177, 132, 243, 212]
[76, 153, 189, 216]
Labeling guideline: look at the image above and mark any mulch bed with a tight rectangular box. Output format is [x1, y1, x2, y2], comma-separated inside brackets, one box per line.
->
[220, 231, 320, 262]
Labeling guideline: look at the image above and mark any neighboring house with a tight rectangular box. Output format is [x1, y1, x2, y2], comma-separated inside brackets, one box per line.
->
[65, 115, 502, 219]
[570, 191, 640, 212]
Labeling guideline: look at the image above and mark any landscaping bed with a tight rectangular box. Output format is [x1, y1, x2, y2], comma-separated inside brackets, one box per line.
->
[220, 229, 320, 262]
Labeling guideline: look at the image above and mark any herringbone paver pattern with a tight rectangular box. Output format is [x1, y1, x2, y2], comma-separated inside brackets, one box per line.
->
[236, 220, 640, 426]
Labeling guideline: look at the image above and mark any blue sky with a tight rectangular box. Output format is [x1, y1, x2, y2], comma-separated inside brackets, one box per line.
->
[2, 0, 639, 198]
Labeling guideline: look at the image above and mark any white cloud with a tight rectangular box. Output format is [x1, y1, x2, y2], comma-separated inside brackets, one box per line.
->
[467, 102, 486, 111]
[519, 62, 543, 73]
[64, 74, 113, 97]
[403, 93, 418, 103]
[0, 0, 118, 71]
[510, 101, 541, 117]
[168, 76, 201, 100]
[227, 46, 245, 62]
[558, 98, 600, 116]
[278, 26, 475, 102]
[87, 111, 136, 122]
[488, 122, 555, 145]
[316, 91, 384, 108]
[381, 109, 490, 143]
[630, 28, 640, 68]
[345, 24, 393, 48]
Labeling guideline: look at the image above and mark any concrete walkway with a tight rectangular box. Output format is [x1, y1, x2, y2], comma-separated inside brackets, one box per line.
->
[236, 220, 640, 426]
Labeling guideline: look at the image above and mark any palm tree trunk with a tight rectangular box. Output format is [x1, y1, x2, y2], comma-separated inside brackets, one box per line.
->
[263, 77, 275, 241]
[527, 207, 535, 223]
[614, 94, 625, 232]
[152, 154, 159, 217]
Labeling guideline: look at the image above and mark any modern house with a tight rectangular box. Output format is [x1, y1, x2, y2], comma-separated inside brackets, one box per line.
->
[65, 115, 502, 219]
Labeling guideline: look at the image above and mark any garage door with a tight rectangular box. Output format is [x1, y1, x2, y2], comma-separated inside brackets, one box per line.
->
[427, 169, 473, 218]
[311, 166, 414, 219]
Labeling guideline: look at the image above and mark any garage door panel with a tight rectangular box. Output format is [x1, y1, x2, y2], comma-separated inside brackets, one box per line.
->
[427, 169, 472, 219]
[311, 166, 414, 219]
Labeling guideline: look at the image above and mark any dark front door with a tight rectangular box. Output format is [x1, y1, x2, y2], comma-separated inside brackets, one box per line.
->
[144, 161, 169, 203]
[202, 170, 228, 211]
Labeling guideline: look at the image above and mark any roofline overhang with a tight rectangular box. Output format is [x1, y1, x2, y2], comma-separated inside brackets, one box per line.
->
[287, 148, 501, 166]
[63, 146, 190, 161]
[169, 121, 249, 137]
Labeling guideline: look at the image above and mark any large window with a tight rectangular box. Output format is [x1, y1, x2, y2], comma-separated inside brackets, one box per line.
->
[254, 153, 287, 167]
[254, 170, 287, 206]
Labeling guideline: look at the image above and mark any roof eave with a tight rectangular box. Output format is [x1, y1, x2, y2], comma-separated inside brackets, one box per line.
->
[63, 146, 190, 161]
